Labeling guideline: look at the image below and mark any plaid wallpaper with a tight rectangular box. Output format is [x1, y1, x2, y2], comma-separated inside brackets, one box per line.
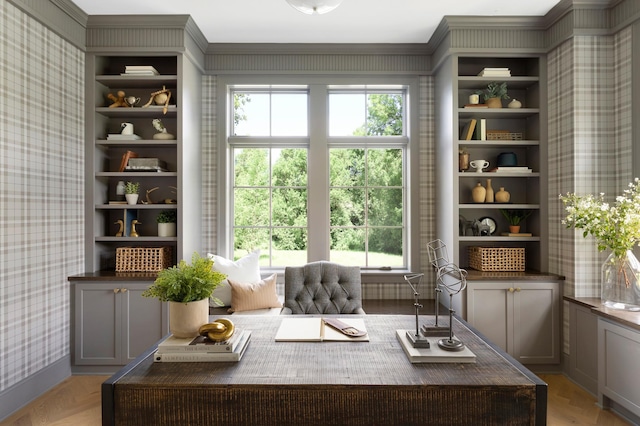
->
[0, 3, 84, 392]
[548, 27, 633, 354]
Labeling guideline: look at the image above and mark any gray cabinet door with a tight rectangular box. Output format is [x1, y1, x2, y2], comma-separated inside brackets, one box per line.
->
[75, 283, 120, 365]
[513, 283, 560, 364]
[466, 284, 510, 352]
[74, 282, 168, 366]
[122, 284, 168, 363]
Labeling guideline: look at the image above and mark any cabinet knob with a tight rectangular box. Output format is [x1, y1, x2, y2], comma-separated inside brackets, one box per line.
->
[113, 288, 120, 294]
[121, 288, 128, 293]
[515, 287, 521, 292]
[508, 287, 515, 293]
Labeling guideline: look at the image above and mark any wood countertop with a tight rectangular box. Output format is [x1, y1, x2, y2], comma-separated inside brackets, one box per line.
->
[564, 296, 640, 331]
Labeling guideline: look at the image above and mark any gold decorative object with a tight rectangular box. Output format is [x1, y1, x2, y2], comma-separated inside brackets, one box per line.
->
[145, 187, 159, 204]
[130, 220, 141, 237]
[199, 318, 235, 342]
[114, 220, 124, 237]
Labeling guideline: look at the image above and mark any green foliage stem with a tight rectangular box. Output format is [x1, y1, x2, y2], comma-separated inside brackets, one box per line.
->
[142, 252, 227, 304]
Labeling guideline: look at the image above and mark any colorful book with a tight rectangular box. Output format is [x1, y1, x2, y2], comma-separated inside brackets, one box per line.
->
[118, 150, 139, 172]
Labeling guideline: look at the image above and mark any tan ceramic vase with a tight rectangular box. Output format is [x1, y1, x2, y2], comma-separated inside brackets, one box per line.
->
[485, 179, 494, 203]
[495, 187, 510, 203]
[472, 182, 486, 203]
[169, 298, 209, 338]
[486, 97, 502, 108]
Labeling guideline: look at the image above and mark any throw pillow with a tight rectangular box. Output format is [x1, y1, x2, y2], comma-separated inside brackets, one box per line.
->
[208, 250, 261, 307]
[227, 273, 282, 313]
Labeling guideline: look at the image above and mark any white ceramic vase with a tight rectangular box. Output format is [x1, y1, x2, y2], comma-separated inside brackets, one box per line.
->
[169, 299, 210, 338]
[125, 194, 139, 205]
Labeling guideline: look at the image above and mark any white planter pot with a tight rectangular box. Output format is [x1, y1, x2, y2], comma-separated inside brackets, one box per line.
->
[169, 299, 209, 338]
[125, 194, 139, 205]
[158, 222, 176, 237]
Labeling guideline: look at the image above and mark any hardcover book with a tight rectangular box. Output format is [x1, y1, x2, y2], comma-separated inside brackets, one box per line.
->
[157, 329, 247, 353]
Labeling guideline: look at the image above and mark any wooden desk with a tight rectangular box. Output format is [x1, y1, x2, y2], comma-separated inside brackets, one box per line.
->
[103, 315, 546, 426]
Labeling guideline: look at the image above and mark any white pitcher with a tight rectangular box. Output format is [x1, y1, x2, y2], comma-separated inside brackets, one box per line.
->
[121, 122, 134, 135]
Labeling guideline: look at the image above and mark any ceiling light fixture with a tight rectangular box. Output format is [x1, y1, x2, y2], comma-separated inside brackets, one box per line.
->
[285, 0, 343, 15]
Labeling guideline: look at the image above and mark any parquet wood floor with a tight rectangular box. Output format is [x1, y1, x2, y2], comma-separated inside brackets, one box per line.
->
[0, 374, 634, 425]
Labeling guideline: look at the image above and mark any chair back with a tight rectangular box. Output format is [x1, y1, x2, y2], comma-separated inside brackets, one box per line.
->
[283, 261, 364, 314]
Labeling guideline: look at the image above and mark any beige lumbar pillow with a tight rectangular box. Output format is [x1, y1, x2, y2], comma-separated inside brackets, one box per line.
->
[227, 273, 282, 313]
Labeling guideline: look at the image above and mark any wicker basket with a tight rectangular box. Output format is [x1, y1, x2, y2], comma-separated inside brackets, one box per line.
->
[486, 130, 523, 140]
[116, 247, 172, 272]
[468, 247, 525, 272]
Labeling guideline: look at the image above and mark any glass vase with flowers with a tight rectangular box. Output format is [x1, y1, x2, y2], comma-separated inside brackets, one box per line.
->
[560, 179, 640, 311]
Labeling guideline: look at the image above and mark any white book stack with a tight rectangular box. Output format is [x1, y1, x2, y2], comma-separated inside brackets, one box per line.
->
[491, 166, 532, 173]
[478, 67, 511, 77]
[154, 330, 251, 362]
[107, 133, 141, 140]
[122, 65, 159, 76]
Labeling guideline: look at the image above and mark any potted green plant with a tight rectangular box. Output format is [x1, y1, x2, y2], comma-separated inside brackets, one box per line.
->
[124, 181, 140, 205]
[500, 209, 532, 233]
[477, 82, 509, 108]
[156, 209, 177, 237]
[142, 252, 227, 337]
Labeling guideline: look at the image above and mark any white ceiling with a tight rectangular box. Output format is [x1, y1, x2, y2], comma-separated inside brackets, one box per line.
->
[69, 0, 563, 44]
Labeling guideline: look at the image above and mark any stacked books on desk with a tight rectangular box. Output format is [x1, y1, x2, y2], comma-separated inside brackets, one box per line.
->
[153, 329, 251, 362]
[122, 65, 159, 76]
[477, 67, 511, 77]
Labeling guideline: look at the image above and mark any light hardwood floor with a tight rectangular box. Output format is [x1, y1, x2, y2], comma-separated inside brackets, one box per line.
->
[0, 374, 633, 425]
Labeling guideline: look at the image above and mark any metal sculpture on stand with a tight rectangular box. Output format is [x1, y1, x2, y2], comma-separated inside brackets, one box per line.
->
[428, 239, 468, 351]
[403, 273, 430, 348]
[435, 263, 467, 351]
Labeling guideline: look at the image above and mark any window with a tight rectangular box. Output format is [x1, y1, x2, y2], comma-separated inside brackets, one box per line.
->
[227, 83, 409, 270]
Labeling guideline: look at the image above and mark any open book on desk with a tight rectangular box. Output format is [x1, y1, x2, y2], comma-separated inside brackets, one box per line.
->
[275, 317, 369, 342]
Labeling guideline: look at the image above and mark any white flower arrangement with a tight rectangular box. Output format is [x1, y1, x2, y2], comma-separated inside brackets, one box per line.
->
[152, 118, 167, 133]
[560, 178, 640, 258]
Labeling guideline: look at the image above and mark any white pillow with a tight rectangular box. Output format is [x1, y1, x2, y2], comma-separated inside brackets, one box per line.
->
[208, 250, 261, 306]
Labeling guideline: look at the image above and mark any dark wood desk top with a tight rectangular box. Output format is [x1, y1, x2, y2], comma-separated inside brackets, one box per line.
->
[110, 315, 539, 387]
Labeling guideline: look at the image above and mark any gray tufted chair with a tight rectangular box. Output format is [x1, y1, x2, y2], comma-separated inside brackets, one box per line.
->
[281, 261, 365, 314]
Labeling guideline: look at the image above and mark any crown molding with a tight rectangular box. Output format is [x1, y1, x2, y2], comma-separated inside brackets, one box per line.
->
[206, 43, 429, 56]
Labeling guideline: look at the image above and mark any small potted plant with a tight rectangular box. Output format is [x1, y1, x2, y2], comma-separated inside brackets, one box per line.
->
[142, 252, 227, 337]
[156, 209, 177, 237]
[124, 181, 140, 205]
[500, 209, 532, 233]
[477, 82, 509, 108]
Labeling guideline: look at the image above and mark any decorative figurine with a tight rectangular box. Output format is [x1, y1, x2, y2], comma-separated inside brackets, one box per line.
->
[107, 90, 129, 108]
[114, 220, 124, 237]
[130, 220, 141, 237]
[142, 86, 172, 114]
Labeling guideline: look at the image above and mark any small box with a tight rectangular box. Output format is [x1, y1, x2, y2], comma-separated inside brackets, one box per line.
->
[468, 247, 525, 272]
[116, 247, 172, 272]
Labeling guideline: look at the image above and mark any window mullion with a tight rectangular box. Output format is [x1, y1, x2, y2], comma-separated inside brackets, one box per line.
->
[307, 84, 330, 261]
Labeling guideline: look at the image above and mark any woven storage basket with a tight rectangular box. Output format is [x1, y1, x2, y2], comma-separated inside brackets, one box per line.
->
[468, 247, 525, 272]
[116, 247, 172, 272]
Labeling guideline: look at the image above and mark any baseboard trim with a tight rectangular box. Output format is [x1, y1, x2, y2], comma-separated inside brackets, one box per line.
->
[0, 355, 71, 421]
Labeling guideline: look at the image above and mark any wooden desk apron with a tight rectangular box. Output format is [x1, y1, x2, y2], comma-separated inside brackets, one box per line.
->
[103, 315, 546, 426]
